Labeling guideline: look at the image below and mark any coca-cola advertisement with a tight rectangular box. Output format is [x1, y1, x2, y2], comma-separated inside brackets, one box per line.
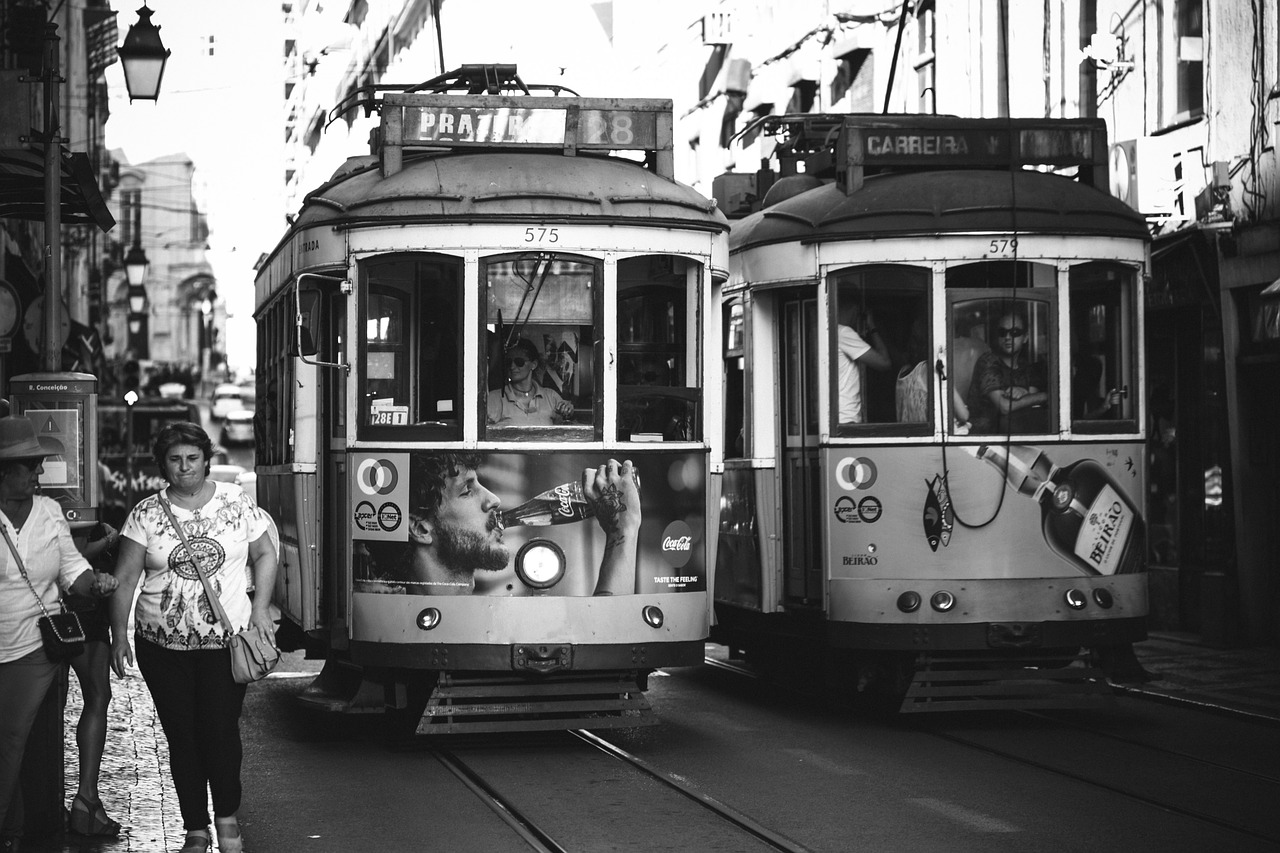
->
[351, 450, 706, 596]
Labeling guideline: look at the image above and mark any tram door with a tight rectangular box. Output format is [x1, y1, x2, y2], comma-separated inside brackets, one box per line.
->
[779, 292, 823, 606]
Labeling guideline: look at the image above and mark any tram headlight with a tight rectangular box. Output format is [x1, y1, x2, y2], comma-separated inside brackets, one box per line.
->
[1093, 588, 1114, 609]
[416, 608, 442, 630]
[515, 539, 566, 589]
[897, 591, 922, 613]
[1064, 588, 1088, 610]
[642, 605, 664, 628]
[930, 590, 956, 612]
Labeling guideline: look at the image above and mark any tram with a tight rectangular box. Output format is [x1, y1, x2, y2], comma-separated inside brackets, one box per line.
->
[253, 66, 728, 733]
[712, 115, 1150, 711]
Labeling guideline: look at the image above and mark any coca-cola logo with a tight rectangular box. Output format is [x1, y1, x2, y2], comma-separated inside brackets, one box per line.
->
[659, 520, 695, 570]
[663, 535, 692, 552]
[554, 483, 574, 517]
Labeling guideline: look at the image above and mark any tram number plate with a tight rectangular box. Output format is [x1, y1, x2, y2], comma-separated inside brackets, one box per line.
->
[512, 644, 573, 674]
[523, 226, 560, 243]
[987, 622, 1040, 649]
[984, 236, 1019, 256]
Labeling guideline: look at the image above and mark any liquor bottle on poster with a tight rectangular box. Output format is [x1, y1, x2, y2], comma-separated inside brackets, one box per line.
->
[972, 444, 1145, 576]
[501, 467, 641, 529]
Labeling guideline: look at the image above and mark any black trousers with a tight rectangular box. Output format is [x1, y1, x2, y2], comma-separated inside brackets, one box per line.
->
[135, 636, 247, 831]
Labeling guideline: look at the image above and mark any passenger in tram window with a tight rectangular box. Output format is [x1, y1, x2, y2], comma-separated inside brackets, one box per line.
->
[966, 308, 1049, 433]
[949, 319, 990, 433]
[486, 339, 576, 426]
[1072, 353, 1122, 419]
[835, 300, 891, 425]
[355, 453, 641, 596]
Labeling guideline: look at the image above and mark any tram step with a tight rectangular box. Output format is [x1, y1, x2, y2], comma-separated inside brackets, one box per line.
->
[417, 672, 657, 734]
[900, 653, 1115, 713]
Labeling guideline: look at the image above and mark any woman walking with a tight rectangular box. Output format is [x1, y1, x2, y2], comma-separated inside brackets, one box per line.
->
[0, 417, 117, 853]
[110, 422, 277, 853]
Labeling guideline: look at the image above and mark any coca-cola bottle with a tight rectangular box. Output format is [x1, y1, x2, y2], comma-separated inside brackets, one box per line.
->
[501, 468, 641, 529]
[971, 444, 1145, 576]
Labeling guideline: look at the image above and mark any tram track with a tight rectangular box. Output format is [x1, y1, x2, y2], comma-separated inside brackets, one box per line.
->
[704, 652, 1280, 846]
[432, 729, 814, 853]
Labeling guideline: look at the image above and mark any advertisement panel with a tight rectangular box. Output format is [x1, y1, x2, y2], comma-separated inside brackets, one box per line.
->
[351, 450, 706, 597]
[826, 442, 1146, 580]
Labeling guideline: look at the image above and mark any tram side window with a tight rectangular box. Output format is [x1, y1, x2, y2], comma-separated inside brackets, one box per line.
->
[617, 255, 698, 442]
[484, 254, 598, 439]
[947, 264, 1056, 435]
[360, 255, 462, 437]
[723, 299, 746, 458]
[1069, 262, 1138, 433]
[830, 265, 930, 434]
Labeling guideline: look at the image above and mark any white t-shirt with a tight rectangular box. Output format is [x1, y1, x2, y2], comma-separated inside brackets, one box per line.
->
[122, 481, 270, 651]
[837, 324, 871, 423]
[0, 496, 92, 663]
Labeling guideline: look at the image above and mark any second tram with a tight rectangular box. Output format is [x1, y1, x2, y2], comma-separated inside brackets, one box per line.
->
[713, 115, 1151, 710]
[253, 66, 728, 732]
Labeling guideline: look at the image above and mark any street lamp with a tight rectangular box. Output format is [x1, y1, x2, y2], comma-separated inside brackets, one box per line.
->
[117, 4, 170, 102]
[125, 243, 149, 357]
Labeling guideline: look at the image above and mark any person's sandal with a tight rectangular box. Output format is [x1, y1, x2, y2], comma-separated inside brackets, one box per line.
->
[68, 793, 122, 837]
[214, 816, 243, 853]
[179, 829, 211, 852]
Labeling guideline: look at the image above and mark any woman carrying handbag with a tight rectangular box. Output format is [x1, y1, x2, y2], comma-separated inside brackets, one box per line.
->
[0, 417, 118, 853]
[109, 422, 277, 853]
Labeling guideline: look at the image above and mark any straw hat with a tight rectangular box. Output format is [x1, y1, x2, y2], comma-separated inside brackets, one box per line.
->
[0, 417, 51, 461]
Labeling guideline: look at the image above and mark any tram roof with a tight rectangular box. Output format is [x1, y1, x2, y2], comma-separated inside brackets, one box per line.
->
[291, 149, 727, 232]
[730, 168, 1149, 251]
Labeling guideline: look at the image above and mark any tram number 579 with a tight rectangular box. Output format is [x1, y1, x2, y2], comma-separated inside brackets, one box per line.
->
[985, 236, 1019, 256]
[524, 227, 560, 243]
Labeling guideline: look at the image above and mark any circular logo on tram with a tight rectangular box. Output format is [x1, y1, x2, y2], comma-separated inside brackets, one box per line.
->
[659, 520, 695, 568]
[377, 502, 403, 532]
[835, 456, 877, 491]
[356, 458, 400, 496]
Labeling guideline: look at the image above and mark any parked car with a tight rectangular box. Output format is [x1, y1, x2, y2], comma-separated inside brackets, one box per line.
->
[211, 383, 243, 419]
[220, 409, 255, 445]
[158, 382, 186, 400]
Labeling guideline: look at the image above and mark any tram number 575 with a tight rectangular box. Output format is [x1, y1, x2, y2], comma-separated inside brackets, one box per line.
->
[524, 227, 560, 243]
[985, 237, 1019, 256]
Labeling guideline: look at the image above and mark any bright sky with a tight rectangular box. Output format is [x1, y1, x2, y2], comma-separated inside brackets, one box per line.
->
[105, 0, 282, 373]
[102, 0, 702, 373]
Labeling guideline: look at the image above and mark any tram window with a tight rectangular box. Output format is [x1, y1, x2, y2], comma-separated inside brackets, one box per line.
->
[723, 300, 746, 458]
[1069, 262, 1138, 433]
[830, 265, 930, 434]
[359, 255, 462, 437]
[484, 254, 598, 439]
[617, 255, 698, 442]
[948, 289, 1055, 436]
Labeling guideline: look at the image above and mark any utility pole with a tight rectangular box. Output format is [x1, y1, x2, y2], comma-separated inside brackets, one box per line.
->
[41, 22, 64, 370]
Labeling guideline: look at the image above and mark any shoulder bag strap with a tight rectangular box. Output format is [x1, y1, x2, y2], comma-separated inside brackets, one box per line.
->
[0, 521, 55, 620]
[158, 496, 236, 635]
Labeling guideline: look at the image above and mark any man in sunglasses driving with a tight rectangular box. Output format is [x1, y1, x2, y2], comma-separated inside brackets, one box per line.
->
[487, 338, 576, 426]
[967, 308, 1049, 434]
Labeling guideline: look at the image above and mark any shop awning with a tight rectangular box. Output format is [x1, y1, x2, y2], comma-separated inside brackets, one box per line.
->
[0, 147, 115, 232]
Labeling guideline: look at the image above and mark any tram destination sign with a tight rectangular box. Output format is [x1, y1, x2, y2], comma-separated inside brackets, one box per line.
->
[836, 117, 1108, 191]
[388, 96, 664, 151]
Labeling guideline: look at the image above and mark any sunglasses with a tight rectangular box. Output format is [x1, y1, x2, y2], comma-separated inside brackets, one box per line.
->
[996, 327, 1026, 338]
[505, 356, 530, 367]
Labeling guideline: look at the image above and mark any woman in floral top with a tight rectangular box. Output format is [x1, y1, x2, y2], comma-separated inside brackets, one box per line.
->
[109, 422, 276, 853]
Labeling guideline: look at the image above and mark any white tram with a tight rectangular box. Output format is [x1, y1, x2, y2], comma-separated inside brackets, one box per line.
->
[713, 115, 1151, 710]
[253, 66, 728, 732]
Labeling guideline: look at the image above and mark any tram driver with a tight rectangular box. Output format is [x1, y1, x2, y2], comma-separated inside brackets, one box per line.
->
[487, 338, 576, 426]
[356, 453, 641, 596]
[966, 308, 1050, 434]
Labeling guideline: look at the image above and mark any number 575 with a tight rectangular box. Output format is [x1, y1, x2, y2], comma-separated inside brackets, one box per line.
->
[524, 227, 559, 243]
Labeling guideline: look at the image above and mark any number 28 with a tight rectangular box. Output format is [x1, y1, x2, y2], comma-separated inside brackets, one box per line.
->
[524, 227, 559, 243]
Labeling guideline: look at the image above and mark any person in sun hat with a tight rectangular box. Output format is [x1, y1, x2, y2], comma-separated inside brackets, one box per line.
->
[0, 417, 118, 853]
